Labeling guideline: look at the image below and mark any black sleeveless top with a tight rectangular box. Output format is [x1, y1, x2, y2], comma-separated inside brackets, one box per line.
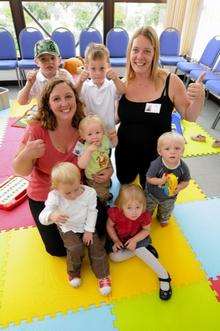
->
[117, 74, 174, 151]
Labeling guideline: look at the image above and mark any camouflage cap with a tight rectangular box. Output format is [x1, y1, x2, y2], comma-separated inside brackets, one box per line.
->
[34, 39, 60, 58]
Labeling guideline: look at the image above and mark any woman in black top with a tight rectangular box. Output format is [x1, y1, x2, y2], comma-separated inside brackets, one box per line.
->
[115, 26, 205, 188]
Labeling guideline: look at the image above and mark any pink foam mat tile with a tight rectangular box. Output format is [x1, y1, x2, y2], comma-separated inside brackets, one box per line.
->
[209, 276, 220, 302]
[0, 119, 25, 178]
[0, 200, 35, 231]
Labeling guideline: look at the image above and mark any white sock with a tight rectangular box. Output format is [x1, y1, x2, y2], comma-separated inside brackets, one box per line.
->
[135, 247, 170, 291]
[99, 285, 111, 296]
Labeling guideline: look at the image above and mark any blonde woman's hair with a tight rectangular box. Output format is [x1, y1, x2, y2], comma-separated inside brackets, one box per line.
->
[115, 184, 146, 211]
[51, 162, 81, 189]
[79, 114, 105, 138]
[126, 26, 165, 84]
[32, 78, 84, 130]
[84, 43, 110, 64]
[157, 131, 185, 151]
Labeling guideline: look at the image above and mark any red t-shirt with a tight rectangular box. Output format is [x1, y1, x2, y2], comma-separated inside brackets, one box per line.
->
[108, 207, 151, 243]
[22, 123, 79, 201]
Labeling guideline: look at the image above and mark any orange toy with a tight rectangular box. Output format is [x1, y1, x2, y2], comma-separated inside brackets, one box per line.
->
[63, 56, 84, 76]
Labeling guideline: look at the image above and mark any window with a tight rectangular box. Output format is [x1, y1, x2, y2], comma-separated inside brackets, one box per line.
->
[114, 2, 166, 36]
[192, 0, 220, 60]
[22, 1, 103, 42]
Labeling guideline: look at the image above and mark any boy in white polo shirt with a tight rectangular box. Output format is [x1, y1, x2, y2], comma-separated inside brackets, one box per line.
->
[17, 39, 74, 105]
[76, 43, 125, 142]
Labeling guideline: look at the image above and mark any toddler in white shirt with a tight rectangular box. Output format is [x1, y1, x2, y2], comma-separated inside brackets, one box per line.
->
[39, 162, 111, 295]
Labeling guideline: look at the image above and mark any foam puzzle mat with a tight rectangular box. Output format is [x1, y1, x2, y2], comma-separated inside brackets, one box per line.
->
[182, 120, 220, 157]
[173, 198, 220, 278]
[10, 99, 37, 118]
[0, 217, 206, 327]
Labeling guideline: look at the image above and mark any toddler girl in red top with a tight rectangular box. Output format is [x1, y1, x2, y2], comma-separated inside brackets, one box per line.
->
[107, 184, 172, 300]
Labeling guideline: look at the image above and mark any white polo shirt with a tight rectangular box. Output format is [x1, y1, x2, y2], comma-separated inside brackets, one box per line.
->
[80, 78, 120, 130]
[29, 68, 74, 100]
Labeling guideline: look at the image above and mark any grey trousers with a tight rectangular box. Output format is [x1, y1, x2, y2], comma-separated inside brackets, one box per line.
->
[146, 193, 176, 222]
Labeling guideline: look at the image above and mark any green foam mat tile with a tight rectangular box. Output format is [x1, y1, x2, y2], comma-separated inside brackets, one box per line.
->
[112, 281, 220, 331]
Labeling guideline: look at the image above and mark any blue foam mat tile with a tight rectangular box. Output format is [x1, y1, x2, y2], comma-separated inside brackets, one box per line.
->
[173, 198, 220, 278]
[0, 109, 10, 119]
[0, 305, 117, 331]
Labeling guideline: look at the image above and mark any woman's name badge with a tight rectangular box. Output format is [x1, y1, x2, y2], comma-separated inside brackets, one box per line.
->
[73, 141, 84, 156]
[144, 103, 161, 113]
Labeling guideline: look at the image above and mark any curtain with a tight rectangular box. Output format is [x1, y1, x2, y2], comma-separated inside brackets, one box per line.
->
[164, 0, 187, 32]
[164, 0, 203, 56]
[180, 0, 203, 56]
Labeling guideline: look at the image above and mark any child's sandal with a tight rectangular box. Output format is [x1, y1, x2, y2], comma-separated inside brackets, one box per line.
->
[191, 134, 206, 142]
[158, 275, 172, 300]
[212, 139, 220, 148]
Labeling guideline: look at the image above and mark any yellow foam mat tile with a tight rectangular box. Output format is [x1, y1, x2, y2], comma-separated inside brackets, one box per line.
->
[183, 120, 220, 157]
[0, 220, 206, 326]
[0, 227, 109, 327]
[10, 99, 37, 118]
[113, 281, 220, 331]
[151, 215, 206, 286]
[0, 231, 12, 310]
[176, 179, 206, 204]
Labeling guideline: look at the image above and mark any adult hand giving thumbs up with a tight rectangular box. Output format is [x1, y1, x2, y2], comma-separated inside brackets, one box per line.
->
[187, 72, 206, 101]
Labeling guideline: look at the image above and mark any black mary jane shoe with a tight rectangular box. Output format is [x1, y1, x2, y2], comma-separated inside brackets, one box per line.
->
[147, 244, 159, 258]
[159, 275, 172, 300]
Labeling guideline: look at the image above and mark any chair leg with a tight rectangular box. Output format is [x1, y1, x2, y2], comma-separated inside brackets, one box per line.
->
[185, 76, 190, 86]
[204, 89, 208, 107]
[211, 111, 220, 129]
[20, 69, 26, 87]
[16, 68, 22, 88]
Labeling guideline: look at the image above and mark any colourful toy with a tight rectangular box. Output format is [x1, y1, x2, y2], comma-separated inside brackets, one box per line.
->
[162, 173, 178, 196]
[0, 176, 29, 210]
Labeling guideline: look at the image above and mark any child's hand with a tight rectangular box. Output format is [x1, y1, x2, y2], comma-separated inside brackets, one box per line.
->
[83, 231, 93, 246]
[26, 70, 38, 86]
[87, 143, 98, 153]
[113, 240, 124, 252]
[124, 238, 137, 251]
[106, 68, 118, 81]
[108, 129, 118, 147]
[158, 174, 167, 187]
[173, 182, 189, 195]
[79, 69, 89, 83]
[50, 211, 69, 224]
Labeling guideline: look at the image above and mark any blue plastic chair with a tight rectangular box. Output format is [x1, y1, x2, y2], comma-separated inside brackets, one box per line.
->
[18, 27, 44, 71]
[205, 79, 220, 129]
[106, 27, 129, 67]
[177, 35, 220, 77]
[159, 27, 186, 67]
[52, 27, 76, 59]
[79, 27, 102, 58]
[189, 57, 220, 82]
[0, 27, 21, 87]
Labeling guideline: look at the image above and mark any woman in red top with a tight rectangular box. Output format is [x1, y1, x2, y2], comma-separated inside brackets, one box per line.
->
[13, 78, 113, 256]
[107, 184, 172, 300]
